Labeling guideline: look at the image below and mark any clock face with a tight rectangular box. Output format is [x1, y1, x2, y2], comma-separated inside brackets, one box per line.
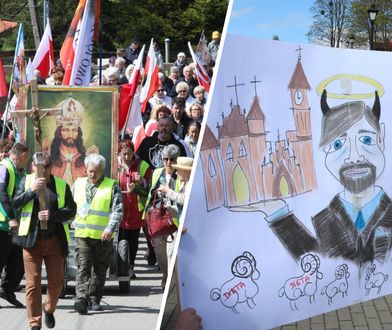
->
[294, 89, 303, 105]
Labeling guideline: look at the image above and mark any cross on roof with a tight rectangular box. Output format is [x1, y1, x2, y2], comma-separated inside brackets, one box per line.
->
[296, 46, 303, 60]
[250, 75, 262, 97]
[226, 76, 245, 106]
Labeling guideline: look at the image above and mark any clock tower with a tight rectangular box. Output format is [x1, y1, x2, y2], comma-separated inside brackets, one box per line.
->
[288, 54, 311, 138]
[287, 51, 317, 191]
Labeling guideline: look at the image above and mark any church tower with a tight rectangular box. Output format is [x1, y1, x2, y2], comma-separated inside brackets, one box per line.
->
[247, 94, 267, 200]
[200, 125, 225, 211]
[287, 49, 317, 191]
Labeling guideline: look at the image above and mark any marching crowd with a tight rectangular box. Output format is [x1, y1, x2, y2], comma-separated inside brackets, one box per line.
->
[0, 32, 220, 330]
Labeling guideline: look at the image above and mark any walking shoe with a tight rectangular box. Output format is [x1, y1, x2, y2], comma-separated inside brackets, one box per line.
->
[74, 297, 88, 314]
[130, 266, 136, 279]
[0, 289, 23, 308]
[147, 252, 157, 266]
[90, 301, 103, 311]
[43, 305, 55, 328]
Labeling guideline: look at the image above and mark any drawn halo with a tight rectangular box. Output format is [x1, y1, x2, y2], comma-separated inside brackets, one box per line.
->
[316, 74, 384, 99]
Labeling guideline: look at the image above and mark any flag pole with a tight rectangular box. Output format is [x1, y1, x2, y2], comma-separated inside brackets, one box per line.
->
[1, 63, 16, 139]
[98, 0, 103, 85]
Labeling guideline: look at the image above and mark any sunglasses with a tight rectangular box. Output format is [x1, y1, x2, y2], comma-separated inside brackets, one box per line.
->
[178, 90, 187, 93]
[163, 157, 177, 162]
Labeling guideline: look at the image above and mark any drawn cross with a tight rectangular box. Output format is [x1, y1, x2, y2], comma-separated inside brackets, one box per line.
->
[296, 46, 303, 60]
[227, 76, 245, 106]
[10, 79, 61, 230]
[250, 75, 262, 97]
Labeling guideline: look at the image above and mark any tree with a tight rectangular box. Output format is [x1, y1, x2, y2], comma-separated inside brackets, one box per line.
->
[348, 0, 392, 50]
[307, 0, 350, 47]
[1, 0, 228, 63]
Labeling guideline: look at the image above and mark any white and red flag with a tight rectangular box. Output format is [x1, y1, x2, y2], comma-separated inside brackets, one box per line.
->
[129, 88, 146, 152]
[32, 20, 54, 79]
[139, 38, 159, 113]
[60, 0, 86, 85]
[119, 44, 145, 131]
[188, 41, 210, 93]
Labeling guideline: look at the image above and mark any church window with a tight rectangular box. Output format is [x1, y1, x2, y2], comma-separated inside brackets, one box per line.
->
[239, 141, 247, 157]
[208, 154, 217, 177]
[226, 143, 233, 161]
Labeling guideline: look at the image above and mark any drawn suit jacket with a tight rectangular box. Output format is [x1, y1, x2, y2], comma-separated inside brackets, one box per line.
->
[270, 191, 392, 264]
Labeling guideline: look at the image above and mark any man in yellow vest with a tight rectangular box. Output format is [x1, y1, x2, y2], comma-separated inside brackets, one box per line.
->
[13, 152, 76, 330]
[73, 154, 123, 314]
[0, 142, 29, 308]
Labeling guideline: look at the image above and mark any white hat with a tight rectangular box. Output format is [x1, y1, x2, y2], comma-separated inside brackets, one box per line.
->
[177, 52, 186, 59]
[171, 157, 193, 171]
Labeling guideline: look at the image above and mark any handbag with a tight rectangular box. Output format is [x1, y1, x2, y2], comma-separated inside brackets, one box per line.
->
[145, 191, 177, 238]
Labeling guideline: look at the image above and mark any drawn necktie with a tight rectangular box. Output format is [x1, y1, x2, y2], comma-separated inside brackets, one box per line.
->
[355, 210, 365, 230]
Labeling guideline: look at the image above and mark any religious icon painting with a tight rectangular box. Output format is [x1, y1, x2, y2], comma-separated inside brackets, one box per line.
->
[17, 85, 119, 186]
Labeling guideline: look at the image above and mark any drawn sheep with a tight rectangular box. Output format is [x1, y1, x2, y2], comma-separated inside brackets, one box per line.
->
[321, 264, 350, 305]
[278, 254, 323, 311]
[210, 251, 260, 313]
[365, 264, 388, 295]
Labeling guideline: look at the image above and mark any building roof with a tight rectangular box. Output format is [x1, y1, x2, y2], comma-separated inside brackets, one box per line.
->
[219, 105, 249, 138]
[247, 95, 265, 120]
[287, 60, 311, 90]
[201, 125, 219, 150]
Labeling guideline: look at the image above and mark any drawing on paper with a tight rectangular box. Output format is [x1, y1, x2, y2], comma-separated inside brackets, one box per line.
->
[364, 264, 388, 295]
[278, 254, 323, 311]
[200, 49, 317, 211]
[210, 251, 260, 313]
[321, 264, 350, 305]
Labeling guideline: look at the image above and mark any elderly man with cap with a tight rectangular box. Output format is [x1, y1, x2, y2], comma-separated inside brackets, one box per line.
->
[73, 154, 123, 314]
[50, 97, 87, 187]
[174, 52, 188, 78]
[208, 31, 221, 66]
[14, 152, 76, 330]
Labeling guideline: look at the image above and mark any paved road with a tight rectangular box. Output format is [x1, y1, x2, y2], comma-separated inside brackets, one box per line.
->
[0, 233, 164, 330]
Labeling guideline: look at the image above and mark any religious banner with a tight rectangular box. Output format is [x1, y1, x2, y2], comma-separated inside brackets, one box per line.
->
[17, 85, 119, 185]
[177, 32, 392, 329]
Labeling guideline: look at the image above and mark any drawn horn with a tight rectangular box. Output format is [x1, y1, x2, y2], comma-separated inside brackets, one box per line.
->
[372, 90, 380, 121]
[321, 89, 329, 115]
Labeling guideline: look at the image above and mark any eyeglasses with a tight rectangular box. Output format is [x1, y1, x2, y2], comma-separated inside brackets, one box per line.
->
[178, 90, 187, 93]
[157, 89, 165, 92]
[163, 157, 177, 162]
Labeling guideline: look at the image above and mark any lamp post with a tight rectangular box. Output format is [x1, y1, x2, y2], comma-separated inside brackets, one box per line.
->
[164, 38, 171, 64]
[368, 4, 378, 50]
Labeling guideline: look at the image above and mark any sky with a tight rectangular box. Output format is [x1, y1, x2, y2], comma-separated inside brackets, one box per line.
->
[228, 0, 315, 43]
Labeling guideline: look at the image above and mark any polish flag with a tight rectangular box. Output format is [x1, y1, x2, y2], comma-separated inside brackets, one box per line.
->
[139, 39, 159, 113]
[32, 20, 54, 79]
[60, 0, 87, 85]
[128, 88, 146, 152]
[119, 44, 145, 131]
[188, 41, 210, 93]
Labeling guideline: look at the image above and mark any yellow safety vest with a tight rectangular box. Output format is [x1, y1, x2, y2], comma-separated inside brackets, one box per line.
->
[0, 158, 15, 222]
[73, 177, 115, 239]
[136, 160, 149, 212]
[18, 174, 71, 243]
[143, 167, 181, 227]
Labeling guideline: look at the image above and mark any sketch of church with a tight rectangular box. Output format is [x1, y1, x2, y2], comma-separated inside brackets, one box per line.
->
[200, 54, 318, 211]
